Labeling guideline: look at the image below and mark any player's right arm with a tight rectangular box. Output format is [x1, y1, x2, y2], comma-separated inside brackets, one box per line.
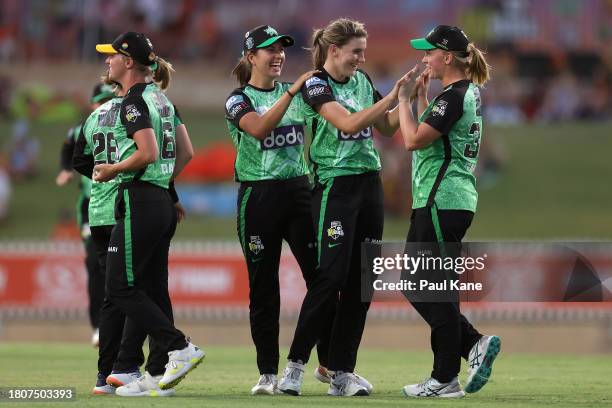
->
[56, 126, 77, 185]
[72, 126, 95, 179]
[302, 73, 405, 135]
[227, 71, 318, 140]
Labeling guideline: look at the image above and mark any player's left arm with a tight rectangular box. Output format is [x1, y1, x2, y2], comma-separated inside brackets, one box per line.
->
[172, 123, 193, 179]
[399, 90, 462, 150]
[373, 104, 399, 137]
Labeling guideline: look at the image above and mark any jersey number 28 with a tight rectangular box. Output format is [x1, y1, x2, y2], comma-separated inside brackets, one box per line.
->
[92, 132, 118, 164]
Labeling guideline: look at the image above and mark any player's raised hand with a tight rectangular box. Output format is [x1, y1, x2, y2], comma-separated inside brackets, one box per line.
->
[93, 163, 117, 182]
[413, 67, 431, 101]
[396, 65, 420, 102]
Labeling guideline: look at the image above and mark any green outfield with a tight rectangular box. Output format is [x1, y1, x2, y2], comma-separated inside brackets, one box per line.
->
[0, 343, 610, 407]
[0, 115, 610, 240]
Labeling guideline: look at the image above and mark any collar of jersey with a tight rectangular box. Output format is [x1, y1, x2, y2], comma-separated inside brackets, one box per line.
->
[246, 82, 277, 92]
[321, 68, 351, 85]
[126, 81, 154, 96]
[442, 78, 471, 92]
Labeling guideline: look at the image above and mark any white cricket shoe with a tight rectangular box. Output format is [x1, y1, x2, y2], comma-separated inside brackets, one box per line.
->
[91, 328, 99, 348]
[251, 374, 279, 395]
[116, 372, 175, 397]
[465, 335, 501, 393]
[278, 361, 305, 396]
[328, 372, 369, 396]
[106, 369, 141, 388]
[158, 341, 205, 390]
[314, 366, 373, 393]
[402, 376, 465, 398]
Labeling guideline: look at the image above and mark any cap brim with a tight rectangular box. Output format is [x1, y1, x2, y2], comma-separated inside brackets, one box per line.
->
[95, 44, 118, 54]
[257, 35, 295, 49]
[410, 38, 436, 50]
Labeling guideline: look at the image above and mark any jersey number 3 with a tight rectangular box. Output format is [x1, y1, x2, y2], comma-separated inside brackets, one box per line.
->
[463, 122, 480, 159]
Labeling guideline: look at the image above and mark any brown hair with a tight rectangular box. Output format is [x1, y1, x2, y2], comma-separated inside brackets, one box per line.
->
[231, 53, 254, 86]
[451, 43, 491, 86]
[310, 18, 368, 69]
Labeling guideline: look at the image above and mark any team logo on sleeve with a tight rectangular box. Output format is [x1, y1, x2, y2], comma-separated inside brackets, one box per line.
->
[125, 104, 141, 122]
[226, 95, 248, 118]
[305, 76, 331, 98]
[248, 236, 264, 254]
[327, 221, 344, 240]
[432, 99, 448, 117]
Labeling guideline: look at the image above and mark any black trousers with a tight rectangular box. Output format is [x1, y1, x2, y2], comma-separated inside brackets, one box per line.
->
[92, 225, 146, 375]
[406, 206, 482, 383]
[237, 176, 333, 375]
[98, 181, 186, 377]
[288, 172, 384, 372]
[78, 197, 104, 329]
[83, 235, 104, 329]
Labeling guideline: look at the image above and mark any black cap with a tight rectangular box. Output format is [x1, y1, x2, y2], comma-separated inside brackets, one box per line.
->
[410, 25, 470, 56]
[91, 83, 116, 104]
[96, 32, 157, 66]
[243, 25, 294, 54]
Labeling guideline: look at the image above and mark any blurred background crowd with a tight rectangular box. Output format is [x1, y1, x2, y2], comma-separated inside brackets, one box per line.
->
[0, 0, 610, 238]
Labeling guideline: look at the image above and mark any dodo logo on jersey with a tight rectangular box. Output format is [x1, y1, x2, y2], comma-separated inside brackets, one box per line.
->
[125, 104, 141, 122]
[432, 99, 448, 117]
[305, 77, 330, 98]
[337, 126, 372, 141]
[226, 95, 248, 119]
[327, 221, 344, 241]
[249, 236, 264, 254]
[261, 125, 305, 150]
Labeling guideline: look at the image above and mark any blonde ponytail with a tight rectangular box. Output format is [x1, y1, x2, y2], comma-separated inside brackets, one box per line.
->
[450, 43, 491, 86]
[152, 56, 174, 91]
[465, 43, 491, 86]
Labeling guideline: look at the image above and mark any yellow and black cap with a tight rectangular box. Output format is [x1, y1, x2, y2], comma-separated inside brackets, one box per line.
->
[91, 83, 116, 104]
[96, 32, 157, 66]
[410, 25, 470, 57]
[243, 25, 294, 54]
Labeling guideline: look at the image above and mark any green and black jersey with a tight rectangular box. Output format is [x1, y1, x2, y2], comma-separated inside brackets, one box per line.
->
[300, 68, 383, 182]
[60, 122, 92, 227]
[73, 97, 124, 227]
[117, 82, 183, 188]
[225, 82, 309, 181]
[413, 79, 482, 212]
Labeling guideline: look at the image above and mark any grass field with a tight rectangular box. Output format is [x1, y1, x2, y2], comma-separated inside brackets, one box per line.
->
[1, 116, 611, 240]
[0, 343, 611, 407]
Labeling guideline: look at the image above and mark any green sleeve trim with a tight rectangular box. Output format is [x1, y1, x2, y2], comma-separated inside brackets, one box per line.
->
[123, 190, 134, 286]
[238, 187, 252, 257]
[316, 179, 334, 267]
[430, 203, 447, 258]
